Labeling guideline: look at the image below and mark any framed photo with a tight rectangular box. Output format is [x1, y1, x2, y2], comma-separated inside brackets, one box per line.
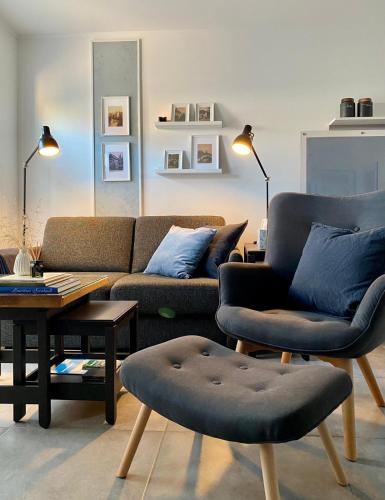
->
[102, 96, 130, 135]
[196, 103, 214, 122]
[164, 150, 183, 170]
[171, 103, 190, 122]
[102, 143, 131, 181]
[190, 135, 219, 170]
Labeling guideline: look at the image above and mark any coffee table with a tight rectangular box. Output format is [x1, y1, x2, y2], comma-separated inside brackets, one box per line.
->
[0, 275, 108, 428]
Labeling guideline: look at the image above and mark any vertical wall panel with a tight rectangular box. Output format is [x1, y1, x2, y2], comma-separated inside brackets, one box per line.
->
[93, 40, 141, 216]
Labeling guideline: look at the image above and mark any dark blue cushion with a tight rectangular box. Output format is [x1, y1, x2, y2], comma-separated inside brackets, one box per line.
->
[199, 221, 247, 278]
[289, 223, 385, 317]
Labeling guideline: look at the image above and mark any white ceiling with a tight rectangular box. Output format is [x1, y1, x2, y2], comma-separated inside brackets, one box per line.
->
[1, 0, 385, 36]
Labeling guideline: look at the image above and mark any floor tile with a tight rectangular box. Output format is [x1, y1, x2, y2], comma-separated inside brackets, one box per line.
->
[0, 426, 163, 500]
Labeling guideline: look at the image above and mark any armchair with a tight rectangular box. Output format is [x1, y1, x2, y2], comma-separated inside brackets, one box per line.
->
[216, 191, 385, 462]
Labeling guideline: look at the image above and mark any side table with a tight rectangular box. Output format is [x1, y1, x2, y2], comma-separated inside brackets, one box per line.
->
[53, 300, 138, 425]
[244, 243, 266, 263]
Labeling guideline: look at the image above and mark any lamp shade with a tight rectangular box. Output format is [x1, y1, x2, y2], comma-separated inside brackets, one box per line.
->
[38, 126, 59, 157]
[232, 124, 253, 155]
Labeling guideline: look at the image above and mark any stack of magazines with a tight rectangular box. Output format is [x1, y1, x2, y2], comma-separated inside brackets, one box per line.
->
[0, 272, 81, 294]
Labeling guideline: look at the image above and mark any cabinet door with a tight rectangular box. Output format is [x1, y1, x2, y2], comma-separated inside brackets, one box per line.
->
[306, 136, 385, 196]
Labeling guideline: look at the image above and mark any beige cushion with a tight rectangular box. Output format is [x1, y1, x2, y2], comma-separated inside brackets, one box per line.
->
[42, 217, 135, 272]
[131, 215, 225, 273]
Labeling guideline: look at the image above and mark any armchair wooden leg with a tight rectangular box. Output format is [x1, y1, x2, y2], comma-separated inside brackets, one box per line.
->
[327, 358, 356, 462]
[259, 443, 280, 500]
[281, 352, 292, 364]
[236, 340, 252, 355]
[116, 403, 152, 478]
[317, 420, 348, 486]
[357, 355, 385, 407]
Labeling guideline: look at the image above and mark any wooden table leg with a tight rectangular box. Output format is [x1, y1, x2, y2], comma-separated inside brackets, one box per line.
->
[38, 317, 51, 429]
[129, 307, 138, 354]
[105, 326, 117, 425]
[81, 336, 90, 354]
[13, 323, 26, 422]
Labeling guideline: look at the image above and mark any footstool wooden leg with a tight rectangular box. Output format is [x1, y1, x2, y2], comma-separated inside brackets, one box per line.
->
[357, 355, 385, 407]
[259, 443, 280, 500]
[116, 403, 152, 478]
[280, 352, 292, 364]
[317, 420, 348, 486]
[322, 357, 356, 462]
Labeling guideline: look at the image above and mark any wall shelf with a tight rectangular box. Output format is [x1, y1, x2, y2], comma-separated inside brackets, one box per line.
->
[155, 121, 223, 129]
[156, 169, 222, 175]
[329, 117, 385, 129]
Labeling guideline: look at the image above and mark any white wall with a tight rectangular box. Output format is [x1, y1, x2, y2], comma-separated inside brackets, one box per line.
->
[0, 16, 18, 246]
[17, 21, 385, 244]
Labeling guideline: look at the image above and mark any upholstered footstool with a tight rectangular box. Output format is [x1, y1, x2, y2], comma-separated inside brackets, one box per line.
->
[116, 336, 352, 500]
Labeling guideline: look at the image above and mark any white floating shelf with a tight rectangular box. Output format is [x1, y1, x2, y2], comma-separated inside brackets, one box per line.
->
[155, 120, 223, 129]
[329, 117, 385, 129]
[156, 169, 223, 175]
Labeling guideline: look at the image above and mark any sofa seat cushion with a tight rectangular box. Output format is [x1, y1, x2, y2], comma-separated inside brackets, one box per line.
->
[216, 306, 362, 356]
[70, 272, 130, 300]
[111, 273, 219, 315]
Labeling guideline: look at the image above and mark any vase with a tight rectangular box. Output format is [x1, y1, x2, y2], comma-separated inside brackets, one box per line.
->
[13, 248, 32, 276]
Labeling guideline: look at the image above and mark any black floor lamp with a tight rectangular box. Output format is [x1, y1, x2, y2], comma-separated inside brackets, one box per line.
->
[232, 124, 270, 219]
[22, 126, 59, 246]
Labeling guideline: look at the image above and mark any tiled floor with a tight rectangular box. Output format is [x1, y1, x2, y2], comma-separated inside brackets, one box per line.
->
[0, 347, 384, 499]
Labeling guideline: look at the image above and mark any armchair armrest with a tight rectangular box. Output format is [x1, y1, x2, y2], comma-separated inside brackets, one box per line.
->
[228, 248, 243, 263]
[0, 248, 18, 274]
[218, 262, 289, 311]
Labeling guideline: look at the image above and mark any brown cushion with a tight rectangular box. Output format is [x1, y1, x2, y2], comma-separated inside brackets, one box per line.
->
[42, 217, 135, 272]
[131, 215, 225, 273]
[111, 272, 219, 314]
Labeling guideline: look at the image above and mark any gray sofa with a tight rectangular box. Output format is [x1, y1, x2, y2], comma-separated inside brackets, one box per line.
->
[1, 215, 242, 350]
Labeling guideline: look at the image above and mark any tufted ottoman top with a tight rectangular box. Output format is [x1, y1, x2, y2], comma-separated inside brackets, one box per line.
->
[120, 336, 352, 443]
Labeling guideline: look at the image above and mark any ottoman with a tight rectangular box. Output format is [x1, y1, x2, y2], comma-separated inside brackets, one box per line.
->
[116, 336, 352, 500]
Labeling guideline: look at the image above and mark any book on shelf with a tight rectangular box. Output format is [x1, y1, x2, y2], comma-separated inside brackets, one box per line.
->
[51, 359, 122, 380]
[0, 278, 81, 294]
[0, 272, 72, 287]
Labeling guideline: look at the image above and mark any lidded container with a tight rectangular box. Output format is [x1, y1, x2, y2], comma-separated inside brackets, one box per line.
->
[357, 97, 373, 117]
[340, 98, 355, 117]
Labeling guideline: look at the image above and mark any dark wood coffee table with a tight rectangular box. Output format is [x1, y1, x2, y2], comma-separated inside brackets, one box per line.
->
[0, 275, 110, 428]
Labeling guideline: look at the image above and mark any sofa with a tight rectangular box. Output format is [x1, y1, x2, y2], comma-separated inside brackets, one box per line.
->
[0, 215, 243, 351]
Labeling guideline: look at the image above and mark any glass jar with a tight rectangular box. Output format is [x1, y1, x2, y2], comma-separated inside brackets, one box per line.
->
[31, 260, 44, 278]
[340, 98, 355, 117]
[357, 97, 373, 117]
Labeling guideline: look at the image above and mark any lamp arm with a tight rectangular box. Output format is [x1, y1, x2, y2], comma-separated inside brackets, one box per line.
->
[22, 145, 39, 247]
[251, 145, 270, 219]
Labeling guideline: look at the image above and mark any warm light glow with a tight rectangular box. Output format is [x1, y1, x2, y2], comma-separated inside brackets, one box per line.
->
[39, 146, 59, 157]
[232, 142, 251, 155]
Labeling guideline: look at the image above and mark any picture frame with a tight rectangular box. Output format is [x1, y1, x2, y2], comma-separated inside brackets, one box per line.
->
[102, 143, 131, 181]
[102, 96, 130, 136]
[196, 103, 215, 122]
[171, 103, 190, 122]
[164, 150, 183, 170]
[190, 135, 219, 170]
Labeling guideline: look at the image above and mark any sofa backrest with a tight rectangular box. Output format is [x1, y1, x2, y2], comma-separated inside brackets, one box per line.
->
[131, 215, 226, 273]
[266, 190, 385, 282]
[42, 217, 136, 272]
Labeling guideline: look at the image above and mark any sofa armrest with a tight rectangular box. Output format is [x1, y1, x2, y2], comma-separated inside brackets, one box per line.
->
[0, 248, 18, 274]
[218, 262, 289, 311]
[228, 248, 243, 263]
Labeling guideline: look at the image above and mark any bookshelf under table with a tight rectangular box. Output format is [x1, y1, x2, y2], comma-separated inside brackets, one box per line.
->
[0, 276, 137, 428]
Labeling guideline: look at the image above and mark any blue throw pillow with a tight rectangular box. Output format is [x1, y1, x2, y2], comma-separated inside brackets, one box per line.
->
[198, 221, 248, 278]
[289, 223, 385, 317]
[144, 225, 217, 279]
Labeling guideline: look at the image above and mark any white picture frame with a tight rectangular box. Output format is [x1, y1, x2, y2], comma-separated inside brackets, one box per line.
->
[103, 143, 131, 181]
[171, 103, 190, 122]
[164, 150, 183, 170]
[190, 135, 219, 170]
[196, 103, 215, 122]
[102, 96, 130, 136]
